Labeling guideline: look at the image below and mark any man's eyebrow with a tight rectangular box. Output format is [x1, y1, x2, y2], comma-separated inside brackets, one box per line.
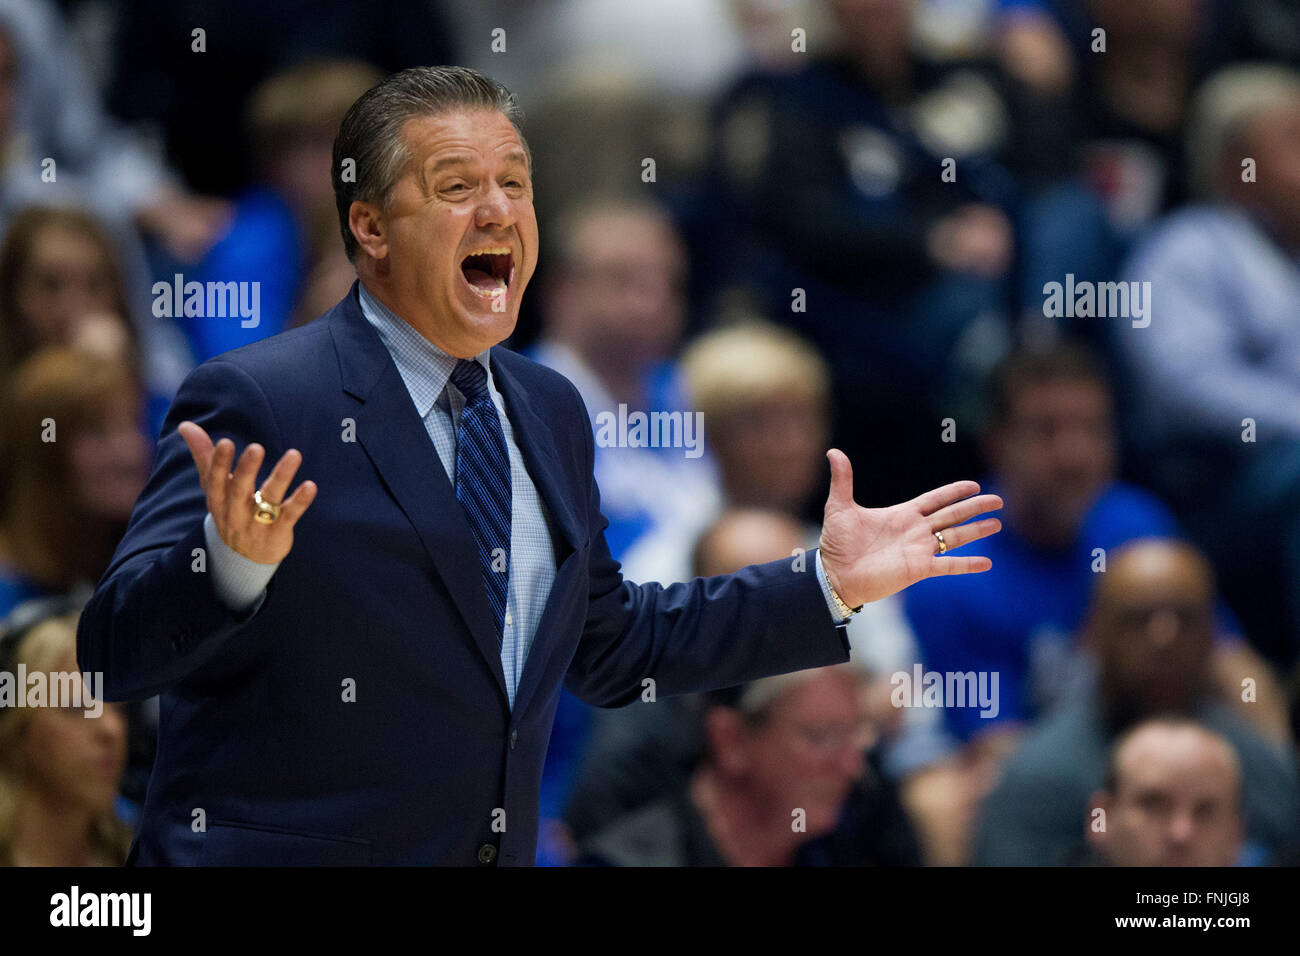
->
[427, 153, 475, 174]
[420, 151, 529, 189]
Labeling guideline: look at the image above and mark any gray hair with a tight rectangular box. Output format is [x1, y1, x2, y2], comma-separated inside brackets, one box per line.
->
[1187, 63, 1300, 199]
[331, 65, 531, 260]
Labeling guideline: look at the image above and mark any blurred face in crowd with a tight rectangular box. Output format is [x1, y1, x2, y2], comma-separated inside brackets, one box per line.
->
[13, 648, 127, 814]
[354, 109, 538, 358]
[712, 395, 828, 513]
[988, 376, 1115, 548]
[710, 668, 868, 838]
[68, 390, 150, 521]
[16, 224, 120, 352]
[1087, 541, 1215, 716]
[549, 208, 686, 371]
[1089, 724, 1243, 867]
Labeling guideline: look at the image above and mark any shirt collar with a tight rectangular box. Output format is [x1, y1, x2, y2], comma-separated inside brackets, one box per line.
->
[356, 281, 491, 418]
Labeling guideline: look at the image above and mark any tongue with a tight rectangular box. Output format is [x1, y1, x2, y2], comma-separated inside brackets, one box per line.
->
[462, 267, 502, 293]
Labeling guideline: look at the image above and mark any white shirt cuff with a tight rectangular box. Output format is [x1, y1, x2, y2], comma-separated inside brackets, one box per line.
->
[815, 548, 854, 625]
[203, 512, 279, 613]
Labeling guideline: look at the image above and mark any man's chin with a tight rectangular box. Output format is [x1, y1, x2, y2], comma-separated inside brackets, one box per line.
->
[451, 302, 517, 350]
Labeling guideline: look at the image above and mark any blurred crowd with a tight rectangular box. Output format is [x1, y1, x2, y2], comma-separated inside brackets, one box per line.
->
[1, 0, 1299, 867]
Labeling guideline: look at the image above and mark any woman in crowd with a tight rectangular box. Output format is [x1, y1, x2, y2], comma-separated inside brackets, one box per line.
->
[0, 347, 148, 616]
[0, 608, 131, 866]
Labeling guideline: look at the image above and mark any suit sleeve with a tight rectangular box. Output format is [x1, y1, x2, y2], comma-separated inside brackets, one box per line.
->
[76, 358, 285, 701]
[562, 382, 851, 708]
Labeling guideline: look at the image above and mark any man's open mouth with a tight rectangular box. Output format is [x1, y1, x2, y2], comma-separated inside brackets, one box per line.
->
[460, 246, 514, 298]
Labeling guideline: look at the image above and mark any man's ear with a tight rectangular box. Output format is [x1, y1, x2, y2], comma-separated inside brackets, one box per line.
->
[349, 199, 388, 262]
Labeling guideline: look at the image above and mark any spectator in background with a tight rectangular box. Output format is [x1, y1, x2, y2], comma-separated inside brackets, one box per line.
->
[527, 198, 721, 864]
[620, 323, 930, 768]
[1072, 0, 1222, 234]
[0, 204, 174, 435]
[974, 539, 1299, 865]
[568, 507, 921, 867]
[1118, 64, 1300, 667]
[0, 348, 148, 616]
[531, 199, 720, 560]
[0, 609, 131, 866]
[705, 0, 1021, 505]
[577, 664, 916, 866]
[620, 320, 826, 584]
[0, 0, 230, 262]
[903, 341, 1289, 747]
[1082, 718, 1245, 867]
[0, 206, 133, 373]
[183, 59, 383, 359]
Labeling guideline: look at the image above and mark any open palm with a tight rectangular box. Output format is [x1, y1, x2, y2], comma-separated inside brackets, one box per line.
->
[818, 449, 1003, 607]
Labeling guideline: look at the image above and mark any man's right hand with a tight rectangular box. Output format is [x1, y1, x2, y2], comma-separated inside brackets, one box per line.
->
[178, 420, 318, 564]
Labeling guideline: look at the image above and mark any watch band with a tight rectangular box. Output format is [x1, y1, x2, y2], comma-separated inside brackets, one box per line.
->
[829, 580, 862, 619]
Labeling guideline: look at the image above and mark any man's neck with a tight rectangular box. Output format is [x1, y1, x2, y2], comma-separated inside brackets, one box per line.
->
[358, 276, 465, 357]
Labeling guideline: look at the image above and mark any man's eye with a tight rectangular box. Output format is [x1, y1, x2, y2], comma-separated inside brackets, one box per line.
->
[444, 183, 467, 192]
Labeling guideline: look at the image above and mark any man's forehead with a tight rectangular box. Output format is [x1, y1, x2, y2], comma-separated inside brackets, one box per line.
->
[402, 111, 526, 163]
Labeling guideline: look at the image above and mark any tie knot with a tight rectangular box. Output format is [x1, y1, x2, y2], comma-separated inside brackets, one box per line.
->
[450, 358, 490, 404]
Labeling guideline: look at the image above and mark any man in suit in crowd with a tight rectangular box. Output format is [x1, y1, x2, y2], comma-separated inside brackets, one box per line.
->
[77, 66, 1003, 865]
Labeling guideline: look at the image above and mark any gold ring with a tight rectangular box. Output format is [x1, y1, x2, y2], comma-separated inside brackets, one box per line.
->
[253, 488, 281, 524]
[933, 530, 948, 555]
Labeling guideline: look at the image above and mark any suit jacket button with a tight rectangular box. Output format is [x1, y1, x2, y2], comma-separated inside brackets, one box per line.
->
[477, 844, 497, 864]
[509, 730, 517, 750]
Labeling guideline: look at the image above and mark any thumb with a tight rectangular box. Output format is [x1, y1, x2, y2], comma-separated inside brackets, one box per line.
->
[177, 420, 213, 474]
[825, 448, 855, 513]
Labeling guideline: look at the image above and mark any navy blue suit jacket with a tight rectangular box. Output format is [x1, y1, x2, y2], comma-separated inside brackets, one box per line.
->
[77, 283, 850, 865]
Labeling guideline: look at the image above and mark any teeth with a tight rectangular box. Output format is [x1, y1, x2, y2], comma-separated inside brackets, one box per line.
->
[468, 277, 508, 298]
[463, 246, 512, 258]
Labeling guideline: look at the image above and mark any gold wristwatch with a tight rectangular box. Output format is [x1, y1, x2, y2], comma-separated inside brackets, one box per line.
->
[829, 580, 862, 619]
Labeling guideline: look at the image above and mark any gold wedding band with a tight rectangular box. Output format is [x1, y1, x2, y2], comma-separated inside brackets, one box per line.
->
[933, 530, 948, 555]
[253, 488, 282, 524]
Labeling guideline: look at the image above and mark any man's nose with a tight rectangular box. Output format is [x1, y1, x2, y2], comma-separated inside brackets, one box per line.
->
[474, 182, 514, 230]
[1166, 808, 1196, 846]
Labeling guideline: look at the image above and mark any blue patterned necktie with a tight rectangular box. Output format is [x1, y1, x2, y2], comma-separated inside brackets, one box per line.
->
[449, 358, 512, 646]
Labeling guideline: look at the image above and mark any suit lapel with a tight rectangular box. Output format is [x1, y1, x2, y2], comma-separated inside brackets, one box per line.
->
[488, 350, 583, 559]
[329, 283, 508, 705]
[490, 350, 587, 717]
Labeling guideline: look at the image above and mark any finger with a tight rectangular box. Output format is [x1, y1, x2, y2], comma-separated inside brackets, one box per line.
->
[825, 449, 856, 511]
[258, 448, 303, 504]
[206, 438, 235, 518]
[928, 494, 1004, 532]
[929, 555, 993, 575]
[933, 517, 1002, 551]
[227, 442, 266, 517]
[177, 421, 214, 478]
[278, 479, 318, 526]
[911, 479, 982, 516]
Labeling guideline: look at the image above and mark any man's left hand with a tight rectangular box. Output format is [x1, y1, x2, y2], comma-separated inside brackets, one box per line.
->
[819, 449, 1003, 608]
